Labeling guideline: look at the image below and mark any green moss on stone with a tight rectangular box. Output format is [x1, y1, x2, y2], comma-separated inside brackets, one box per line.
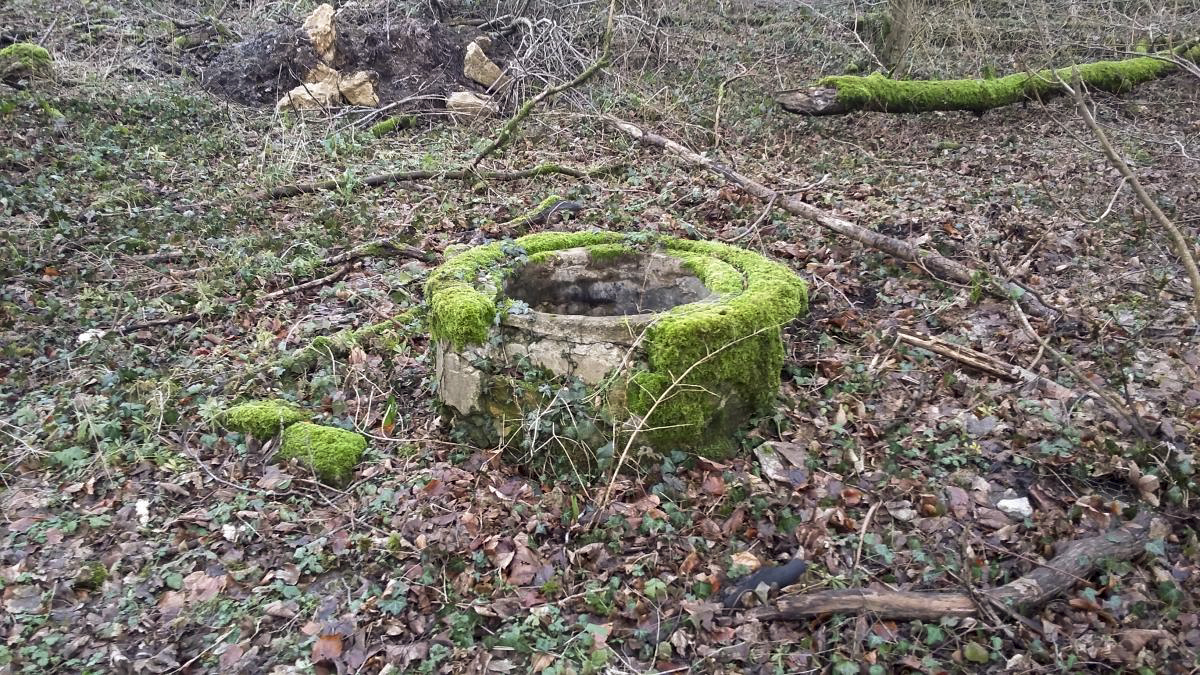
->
[424, 230, 625, 348]
[821, 45, 1200, 114]
[75, 561, 108, 589]
[278, 422, 366, 486]
[0, 43, 52, 81]
[0, 43, 51, 68]
[222, 399, 310, 440]
[427, 231, 808, 458]
[627, 238, 807, 456]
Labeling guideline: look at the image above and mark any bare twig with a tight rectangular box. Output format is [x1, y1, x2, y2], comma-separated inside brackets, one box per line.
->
[897, 331, 1017, 380]
[606, 116, 1064, 322]
[260, 263, 351, 302]
[1061, 73, 1200, 323]
[1002, 282, 1152, 441]
[263, 162, 623, 199]
[711, 66, 749, 148]
[471, 0, 618, 167]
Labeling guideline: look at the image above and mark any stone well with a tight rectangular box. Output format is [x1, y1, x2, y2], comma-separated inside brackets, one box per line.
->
[426, 231, 808, 463]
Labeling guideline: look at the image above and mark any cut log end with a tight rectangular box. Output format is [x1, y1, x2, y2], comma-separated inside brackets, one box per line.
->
[775, 87, 845, 116]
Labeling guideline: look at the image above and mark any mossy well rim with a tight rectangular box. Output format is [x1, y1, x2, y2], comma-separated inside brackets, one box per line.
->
[425, 230, 809, 457]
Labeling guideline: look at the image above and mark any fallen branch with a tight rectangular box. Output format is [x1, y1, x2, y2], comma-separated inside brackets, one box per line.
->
[263, 162, 623, 199]
[1002, 279, 1152, 441]
[606, 116, 1062, 322]
[1063, 74, 1200, 323]
[896, 331, 1016, 380]
[319, 238, 428, 267]
[470, 0, 618, 167]
[755, 512, 1162, 621]
[260, 263, 350, 302]
[118, 312, 200, 335]
[777, 43, 1200, 116]
[126, 250, 185, 264]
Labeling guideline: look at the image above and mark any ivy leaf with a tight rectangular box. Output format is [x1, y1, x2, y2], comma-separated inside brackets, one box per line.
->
[964, 642, 989, 663]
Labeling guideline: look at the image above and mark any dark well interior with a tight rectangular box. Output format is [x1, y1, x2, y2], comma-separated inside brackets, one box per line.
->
[504, 252, 711, 317]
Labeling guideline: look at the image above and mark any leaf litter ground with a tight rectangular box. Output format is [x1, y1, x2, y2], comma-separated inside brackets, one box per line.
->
[1, 0, 1199, 673]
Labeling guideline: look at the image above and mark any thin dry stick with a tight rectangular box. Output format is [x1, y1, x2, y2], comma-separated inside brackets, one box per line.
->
[711, 66, 749, 148]
[1062, 74, 1200, 323]
[260, 263, 350, 301]
[851, 500, 882, 579]
[471, 0, 618, 167]
[1002, 282, 1151, 441]
[896, 331, 1017, 380]
[264, 162, 622, 199]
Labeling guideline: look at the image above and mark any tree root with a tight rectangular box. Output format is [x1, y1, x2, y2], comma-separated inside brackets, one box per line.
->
[754, 512, 1164, 621]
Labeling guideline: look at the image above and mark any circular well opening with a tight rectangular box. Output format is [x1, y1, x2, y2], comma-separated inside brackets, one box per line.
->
[504, 249, 711, 317]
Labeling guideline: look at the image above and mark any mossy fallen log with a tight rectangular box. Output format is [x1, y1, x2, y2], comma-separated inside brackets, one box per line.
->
[777, 44, 1200, 115]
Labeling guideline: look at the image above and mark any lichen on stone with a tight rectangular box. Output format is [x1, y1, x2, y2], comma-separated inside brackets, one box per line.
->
[278, 422, 366, 486]
[221, 399, 310, 440]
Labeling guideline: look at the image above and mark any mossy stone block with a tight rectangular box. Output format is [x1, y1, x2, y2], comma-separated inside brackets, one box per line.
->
[0, 43, 52, 82]
[278, 422, 366, 486]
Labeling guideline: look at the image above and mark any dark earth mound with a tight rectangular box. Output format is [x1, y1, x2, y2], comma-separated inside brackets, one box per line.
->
[201, 8, 483, 107]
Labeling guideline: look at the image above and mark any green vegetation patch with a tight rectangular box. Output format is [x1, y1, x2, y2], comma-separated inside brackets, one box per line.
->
[424, 230, 623, 348]
[278, 422, 367, 486]
[221, 399, 310, 440]
[821, 44, 1200, 113]
[627, 238, 808, 455]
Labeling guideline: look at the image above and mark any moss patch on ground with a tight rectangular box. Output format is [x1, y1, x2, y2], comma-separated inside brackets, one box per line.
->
[221, 399, 310, 440]
[278, 422, 367, 486]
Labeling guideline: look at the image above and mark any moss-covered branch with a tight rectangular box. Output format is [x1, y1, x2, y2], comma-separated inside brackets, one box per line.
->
[777, 43, 1200, 115]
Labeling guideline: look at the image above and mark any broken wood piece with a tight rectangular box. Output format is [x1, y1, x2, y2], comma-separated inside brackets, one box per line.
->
[754, 512, 1162, 621]
[896, 331, 1016, 380]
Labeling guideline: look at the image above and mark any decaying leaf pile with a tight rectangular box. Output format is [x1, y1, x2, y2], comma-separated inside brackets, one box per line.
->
[1, 0, 1199, 673]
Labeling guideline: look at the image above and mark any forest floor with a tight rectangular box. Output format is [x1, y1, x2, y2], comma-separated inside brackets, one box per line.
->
[2, 0, 1199, 673]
